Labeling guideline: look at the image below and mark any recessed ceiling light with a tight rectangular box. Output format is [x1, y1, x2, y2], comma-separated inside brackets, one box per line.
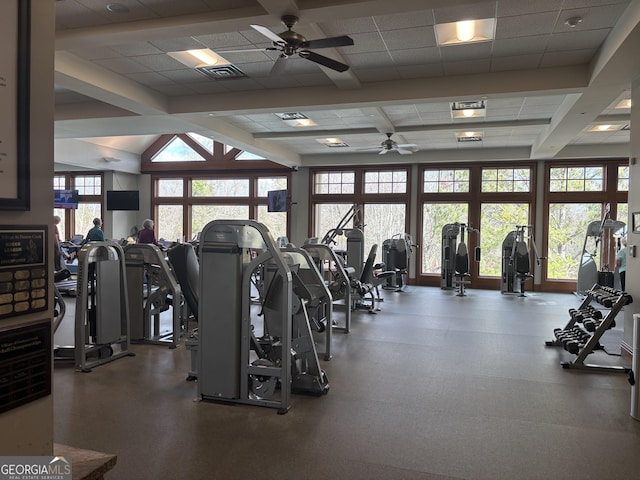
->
[564, 16, 583, 28]
[316, 138, 349, 147]
[168, 49, 230, 69]
[275, 112, 318, 127]
[588, 124, 622, 132]
[451, 100, 486, 119]
[435, 18, 496, 46]
[616, 99, 632, 109]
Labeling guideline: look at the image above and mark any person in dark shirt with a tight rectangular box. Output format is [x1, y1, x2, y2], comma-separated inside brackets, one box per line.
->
[82, 218, 105, 244]
[138, 219, 161, 247]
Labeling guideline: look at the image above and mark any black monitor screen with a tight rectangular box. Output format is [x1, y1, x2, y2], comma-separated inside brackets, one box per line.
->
[267, 189, 287, 212]
[53, 189, 79, 209]
[106, 190, 140, 211]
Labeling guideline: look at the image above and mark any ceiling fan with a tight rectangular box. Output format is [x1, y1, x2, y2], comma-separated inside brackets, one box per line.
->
[224, 15, 353, 74]
[362, 133, 419, 155]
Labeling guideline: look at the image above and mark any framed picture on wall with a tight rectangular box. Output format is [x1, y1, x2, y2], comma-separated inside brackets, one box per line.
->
[0, 0, 30, 210]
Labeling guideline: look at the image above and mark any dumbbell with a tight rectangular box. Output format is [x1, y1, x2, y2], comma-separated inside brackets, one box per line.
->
[569, 307, 603, 322]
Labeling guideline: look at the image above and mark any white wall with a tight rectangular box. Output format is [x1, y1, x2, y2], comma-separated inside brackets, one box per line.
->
[623, 77, 640, 352]
[0, 0, 55, 455]
[289, 167, 309, 246]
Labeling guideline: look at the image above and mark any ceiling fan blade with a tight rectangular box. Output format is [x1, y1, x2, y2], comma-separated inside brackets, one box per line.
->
[251, 24, 286, 44]
[378, 149, 388, 155]
[217, 47, 276, 53]
[270, 54, 288, 75]
[396, 148, 414, 155]
[396, 143, 418, 148]
[302, 35, 354, 49]
[299, 50, 349, 72]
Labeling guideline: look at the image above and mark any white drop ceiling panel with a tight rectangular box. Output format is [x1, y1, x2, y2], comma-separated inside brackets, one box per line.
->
[52, 0, 635, 169]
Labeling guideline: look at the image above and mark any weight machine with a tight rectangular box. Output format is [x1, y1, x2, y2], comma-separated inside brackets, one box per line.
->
[197, 220, 328, 414]
[501, 225, 544, 297]
[576, 203, 626, 295]
[441, 223, 480, 296]
[74, 242, 135, 372]
[382, 233, 415, 291]
[124, 243, 185, 348]
[280, 246, 333, 361]
[301, 242, 352, 333]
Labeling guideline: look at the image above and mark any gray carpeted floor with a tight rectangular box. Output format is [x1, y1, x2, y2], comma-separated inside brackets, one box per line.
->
[53, 287, 640, 480]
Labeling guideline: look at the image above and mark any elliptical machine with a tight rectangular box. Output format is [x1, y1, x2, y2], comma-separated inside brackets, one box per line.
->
[501, 225, 544, 297]
[441, 223, 480, 296]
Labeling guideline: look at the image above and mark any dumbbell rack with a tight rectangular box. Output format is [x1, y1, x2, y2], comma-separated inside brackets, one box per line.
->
[546, 284, 633, 374]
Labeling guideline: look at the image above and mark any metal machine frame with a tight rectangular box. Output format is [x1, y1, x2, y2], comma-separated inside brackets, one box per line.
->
[124, 243, 184, 348]
[500, 225, 543, 297]
[197, 220, 328, 414]
[576, 204, 626, 295]
[302, 243, 352, 333]
[280, 246, 333, 361]
[382, 233, 414, 291]
[74, 242, 135, 372]
[441, 223, 480, 296]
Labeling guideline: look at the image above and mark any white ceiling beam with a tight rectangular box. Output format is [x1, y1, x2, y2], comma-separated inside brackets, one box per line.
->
[55, 51, 169, 116]
[301, 146, 533, 167]
[170, 65, 589, 116]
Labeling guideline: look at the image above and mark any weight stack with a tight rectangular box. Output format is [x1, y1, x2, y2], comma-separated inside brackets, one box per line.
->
[632, 314, 640, 421]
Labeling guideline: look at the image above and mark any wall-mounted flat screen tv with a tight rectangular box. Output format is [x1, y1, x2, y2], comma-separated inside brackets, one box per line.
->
[106, 190, 140, 211]
[267, 189, 287, 212]
[53, 189, 79, 209]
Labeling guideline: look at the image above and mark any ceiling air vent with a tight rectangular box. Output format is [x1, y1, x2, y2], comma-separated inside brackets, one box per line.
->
[457, 136, 482, 142]
[196, 65, 246, 79]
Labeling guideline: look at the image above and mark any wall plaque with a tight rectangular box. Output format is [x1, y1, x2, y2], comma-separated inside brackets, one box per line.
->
[0, 226, 47, 320]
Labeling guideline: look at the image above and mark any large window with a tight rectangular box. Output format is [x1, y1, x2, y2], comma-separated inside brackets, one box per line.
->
[481, 168, 530, 192]
[423, 169, 469, 193]
[310, 168, 410, 263]
[419, 164, 536, 288]
[52, 173, 103, 240]
[479, 203, 530, 277]
[314, 171, 355, 194]
[547, 203, 601, 280]
[543, 161, 627, 291]
[191, 205, 250, 235]
[422, 203, 468, 274]
[549, 166, 603, 192]
[153, 174, 289, 241]
[363, 203, 406, 261]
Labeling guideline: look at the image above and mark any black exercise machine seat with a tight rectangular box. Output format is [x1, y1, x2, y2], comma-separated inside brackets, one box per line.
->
[515, 241, 531, 275]
[360, 244, 395, 303]
[455, 242, 469, 275]
[167, 243, 200, 321]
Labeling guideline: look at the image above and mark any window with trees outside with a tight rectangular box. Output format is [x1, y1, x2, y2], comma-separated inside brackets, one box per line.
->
[422, 203, 469, 274]
[52, 173, 103, 240]
[479, 203, 530, 276]
[153, 174, 289, 242]
[311, 168, 409, 263]
[544, 161, 627, 288]
[419, 165, 535, 287]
